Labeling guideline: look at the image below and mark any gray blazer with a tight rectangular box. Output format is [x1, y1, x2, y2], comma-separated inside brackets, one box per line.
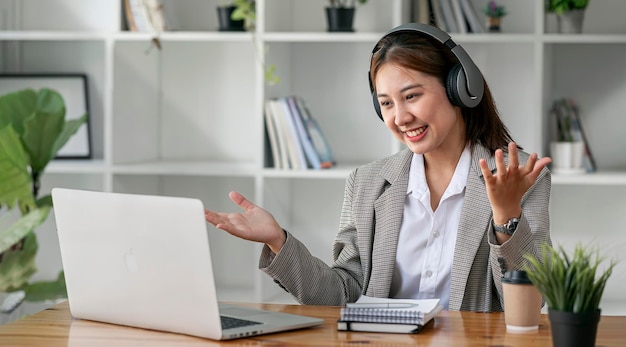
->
[260, 144, 551, 312]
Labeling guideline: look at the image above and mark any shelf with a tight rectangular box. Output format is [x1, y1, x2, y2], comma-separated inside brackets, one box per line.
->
[111, 161, 258, 177]
[542, 34, 626, 44]
[551, 171, 626, 186]
[46, 160, 106, 174]
[0, 31, 108, 41]
[113, 31, 254, 42]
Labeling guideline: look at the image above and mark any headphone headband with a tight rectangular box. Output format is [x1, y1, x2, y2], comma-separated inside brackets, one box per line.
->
[369, 23, 484, 120]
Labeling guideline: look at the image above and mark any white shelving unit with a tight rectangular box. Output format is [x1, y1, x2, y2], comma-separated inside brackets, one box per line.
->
[1, 0, 624, 312]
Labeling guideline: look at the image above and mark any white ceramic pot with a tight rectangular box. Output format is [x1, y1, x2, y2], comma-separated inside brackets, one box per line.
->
[550, 141, 585, 174]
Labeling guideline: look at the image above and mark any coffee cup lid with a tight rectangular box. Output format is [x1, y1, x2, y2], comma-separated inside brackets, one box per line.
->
[502, 270, 533, 284]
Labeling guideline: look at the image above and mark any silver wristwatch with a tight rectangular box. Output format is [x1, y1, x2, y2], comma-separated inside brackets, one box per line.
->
[493, 217, 520, 235]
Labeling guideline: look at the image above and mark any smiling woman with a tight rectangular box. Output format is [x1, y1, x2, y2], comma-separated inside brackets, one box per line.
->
[204, 23, 553, 312]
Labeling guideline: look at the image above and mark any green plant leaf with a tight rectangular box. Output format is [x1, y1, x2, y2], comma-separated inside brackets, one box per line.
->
[0, 232, 38, 292]
[23, 271, 67, 302]
[0, 89, 38, 135]
[524, 242, 617, 313]
[0, 207, 50, 255]
[50, 113, 87, 158]
[22, 106, 65, 174]
[0, 125, 36, 213]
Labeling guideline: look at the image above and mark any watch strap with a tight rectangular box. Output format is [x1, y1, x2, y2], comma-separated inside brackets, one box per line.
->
[493, 217, 520, 235]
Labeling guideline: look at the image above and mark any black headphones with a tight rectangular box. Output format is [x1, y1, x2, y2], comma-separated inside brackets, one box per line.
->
[369, 23, 484, 120]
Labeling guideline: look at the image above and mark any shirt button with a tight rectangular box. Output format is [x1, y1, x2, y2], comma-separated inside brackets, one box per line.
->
[433, 231, 440, 238]
[425, 270, 433, 278]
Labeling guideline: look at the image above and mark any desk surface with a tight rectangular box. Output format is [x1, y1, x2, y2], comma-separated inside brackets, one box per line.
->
[1, 301, 625, 346]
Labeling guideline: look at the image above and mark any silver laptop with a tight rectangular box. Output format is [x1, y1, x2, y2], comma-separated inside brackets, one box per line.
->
[51, 188, 323, 340]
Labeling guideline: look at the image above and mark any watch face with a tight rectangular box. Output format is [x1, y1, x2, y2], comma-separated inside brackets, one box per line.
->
[495, 218, 519, 235]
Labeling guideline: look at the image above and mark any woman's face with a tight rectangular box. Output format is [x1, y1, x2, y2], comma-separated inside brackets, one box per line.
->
[375, 63, 466, 156]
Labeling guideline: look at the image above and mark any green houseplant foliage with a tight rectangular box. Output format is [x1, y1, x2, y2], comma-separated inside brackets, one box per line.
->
[0, 88, 87, 302]
[548, 0, 589, 15]
[483, 1, 507, 17]
[227, 0, 280, 85]
[523, 243, 615, 313]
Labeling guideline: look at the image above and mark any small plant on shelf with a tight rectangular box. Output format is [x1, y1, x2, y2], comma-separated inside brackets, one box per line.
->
[547, 0, 589, 15]
[483, 1, 507, 17]
[483, 1, 507, 32]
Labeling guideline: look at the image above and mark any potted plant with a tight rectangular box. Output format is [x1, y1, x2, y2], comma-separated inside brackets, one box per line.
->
[483, 1, 507, 32]
[0, 87, 86, 322]
[524, 243, 616, 347]
[217, 0, 255, 32]
[326, 0, 368, 32]
[549, 99, 588, 174]
[547, 0, 589, 33]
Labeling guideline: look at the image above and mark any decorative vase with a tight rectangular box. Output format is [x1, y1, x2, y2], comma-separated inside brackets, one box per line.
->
[216, 6, 245, 32]
[486, 16, 502, 32]
[325, 7, 355, 32]
[550, 141, 585, 174]
[557, 9, 585, 34]
[548, 309, 601, 347]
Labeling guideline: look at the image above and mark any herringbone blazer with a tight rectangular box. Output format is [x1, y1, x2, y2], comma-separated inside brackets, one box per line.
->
[260, 144, 551, 312]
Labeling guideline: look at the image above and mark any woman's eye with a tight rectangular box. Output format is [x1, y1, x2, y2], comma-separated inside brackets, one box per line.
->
[379, 100, 391, 107]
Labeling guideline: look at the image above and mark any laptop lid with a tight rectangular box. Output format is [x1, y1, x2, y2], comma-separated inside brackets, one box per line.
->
[52, 188, 323, 340]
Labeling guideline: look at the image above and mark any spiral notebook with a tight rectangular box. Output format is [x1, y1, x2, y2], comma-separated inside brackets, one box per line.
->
[337, 296, 443, 334]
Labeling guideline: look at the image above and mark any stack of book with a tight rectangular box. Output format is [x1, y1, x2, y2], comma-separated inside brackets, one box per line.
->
[337, 296, 444, 334]
[412, 0, 485, 34]
[264, 96, 335, 170]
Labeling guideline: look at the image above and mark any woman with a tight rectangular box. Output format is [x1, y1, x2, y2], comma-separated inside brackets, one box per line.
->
[205, 23, 552, 312]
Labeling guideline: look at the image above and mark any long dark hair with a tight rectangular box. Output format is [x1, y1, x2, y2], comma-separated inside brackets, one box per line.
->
[370, 30, 516, 153]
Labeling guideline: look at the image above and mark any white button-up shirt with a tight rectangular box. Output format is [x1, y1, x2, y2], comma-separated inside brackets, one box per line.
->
[389, 146, 471, 309]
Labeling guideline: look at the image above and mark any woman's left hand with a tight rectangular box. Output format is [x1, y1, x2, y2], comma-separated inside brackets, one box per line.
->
[479, 142, 552, 226]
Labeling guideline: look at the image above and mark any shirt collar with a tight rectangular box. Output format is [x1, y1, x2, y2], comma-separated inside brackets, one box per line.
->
[407, 145, 472, 198]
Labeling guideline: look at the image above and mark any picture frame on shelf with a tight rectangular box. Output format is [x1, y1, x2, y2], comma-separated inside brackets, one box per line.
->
[0, 73, 91, 159]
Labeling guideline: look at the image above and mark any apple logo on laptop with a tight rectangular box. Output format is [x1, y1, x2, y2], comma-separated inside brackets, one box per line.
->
[124, 248, 139, 273]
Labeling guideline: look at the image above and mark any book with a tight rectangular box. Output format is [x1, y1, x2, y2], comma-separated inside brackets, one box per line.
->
[287, 96, 323, 170]
[277, 97, 308, 170]
[293, 97, 335, 169]
[439, 0, 458, 33]
[264, 101, 282, 169]
[459, 0, 484, 33]
[339, 296, 443, 329]
[337, 320, 429, 334]
[430, 0, 448, 32]
[449, 0, 467, 34]
[266, 99, 291, 169]
[123, 0, 166, 33]
[413, 0, 431, 24]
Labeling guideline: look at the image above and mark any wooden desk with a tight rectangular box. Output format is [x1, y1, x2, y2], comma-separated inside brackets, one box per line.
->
[1, 301, 625, 346]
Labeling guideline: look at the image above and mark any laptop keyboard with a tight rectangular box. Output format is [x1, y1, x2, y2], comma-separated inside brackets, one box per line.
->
[220, 315, 263, 329]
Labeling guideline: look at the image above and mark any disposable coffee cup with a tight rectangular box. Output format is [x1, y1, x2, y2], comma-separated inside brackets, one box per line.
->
[502, 270, 542, 332]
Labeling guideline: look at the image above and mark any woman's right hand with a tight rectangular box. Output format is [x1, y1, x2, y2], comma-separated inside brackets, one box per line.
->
[204, 191, 286, 254]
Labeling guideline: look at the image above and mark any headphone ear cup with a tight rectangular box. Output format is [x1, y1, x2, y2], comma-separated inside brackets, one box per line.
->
[372, 91, 383, 120]
[446, 64, 465, 107]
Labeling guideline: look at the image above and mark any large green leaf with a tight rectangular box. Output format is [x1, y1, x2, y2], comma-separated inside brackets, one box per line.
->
[22, 108, 64, 173]
[0, 207, 50, 255]
[0, 125, 35, 212]
[23, 271, 67, 302]
[0, 89, 37, 135]
[51, 113, 87, 157]
[0, 232, 38, 292]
